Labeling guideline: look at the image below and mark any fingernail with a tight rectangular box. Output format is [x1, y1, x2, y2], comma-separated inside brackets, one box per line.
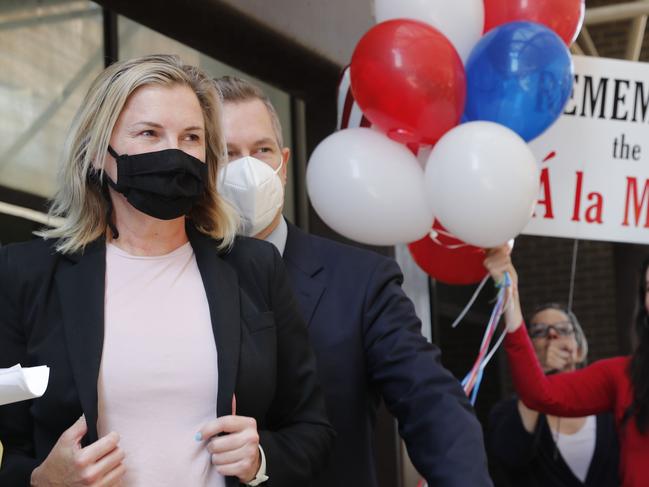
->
[194, 432, 202, 441]
[211, 454, 217, 465]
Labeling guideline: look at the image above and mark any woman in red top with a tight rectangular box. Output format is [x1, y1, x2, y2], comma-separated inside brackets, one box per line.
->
[484, 247, 649, 487]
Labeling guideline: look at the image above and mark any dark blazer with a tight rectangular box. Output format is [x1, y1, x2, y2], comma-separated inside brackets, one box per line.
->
[488, 397, 620, 487]
[283, 223, 492, 487]
[0, 227, 334, 486]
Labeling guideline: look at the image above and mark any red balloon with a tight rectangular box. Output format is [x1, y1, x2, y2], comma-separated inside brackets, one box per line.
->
[350, 20, 466, 146]
[408, 222, 487, 285]
[484, 0, 585, 45]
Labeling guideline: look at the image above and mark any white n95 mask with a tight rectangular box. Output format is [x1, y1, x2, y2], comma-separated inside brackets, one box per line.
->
[217, 156, 284, 237]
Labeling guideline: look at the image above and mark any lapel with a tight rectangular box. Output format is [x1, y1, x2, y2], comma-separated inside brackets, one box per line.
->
[584, 414, 608, 486]
[56, 239, 106, 445]
[538, 415, 585, 487]
[188, 226, 241, 417]
[283, 223, 326, 327]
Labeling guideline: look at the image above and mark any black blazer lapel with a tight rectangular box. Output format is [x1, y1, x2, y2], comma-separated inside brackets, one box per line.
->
[188, 227, 241, 417]
[55, 239, 106, 445]
[584, 414, 616, 486]
[283, 223, 325, 327]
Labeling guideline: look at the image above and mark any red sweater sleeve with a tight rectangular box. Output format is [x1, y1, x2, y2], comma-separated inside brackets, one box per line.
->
[504, 324, 621, 417]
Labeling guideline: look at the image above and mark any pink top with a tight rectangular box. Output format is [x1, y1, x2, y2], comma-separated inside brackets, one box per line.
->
[506, 325, 647, 487]
[97, 242, 224, 487]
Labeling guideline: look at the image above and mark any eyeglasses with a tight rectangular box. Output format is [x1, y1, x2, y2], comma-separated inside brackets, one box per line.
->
[528, 321, 575, 339]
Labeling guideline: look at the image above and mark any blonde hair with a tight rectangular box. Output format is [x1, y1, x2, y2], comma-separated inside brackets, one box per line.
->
[213, 75, 284, 147]
[39, 54, 239, 253]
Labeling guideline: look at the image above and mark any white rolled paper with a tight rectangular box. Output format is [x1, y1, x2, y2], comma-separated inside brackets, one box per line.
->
[0, 364, 50, 406]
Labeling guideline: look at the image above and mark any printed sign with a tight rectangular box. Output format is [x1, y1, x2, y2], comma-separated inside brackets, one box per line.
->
[525, 55, 649, 245]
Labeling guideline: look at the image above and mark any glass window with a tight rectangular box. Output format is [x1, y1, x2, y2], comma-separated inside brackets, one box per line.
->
[118, 16, 297, 222]
[0, 0, 103, 198]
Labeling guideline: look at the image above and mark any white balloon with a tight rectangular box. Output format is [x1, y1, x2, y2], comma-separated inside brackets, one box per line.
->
[425, 122, 539, 248]
[373, 0, 484, 62]
[307, 128, 433, 245]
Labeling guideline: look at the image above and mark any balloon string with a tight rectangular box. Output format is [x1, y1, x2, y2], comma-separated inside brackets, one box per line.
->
[568, 239, 579, 312]
[470, 367, 484, 404]
[461, 299, 500, 390]
[461, 272, 510, 405]
[431, 237, 468, 250]
[429, 227, 472, 250]
[451, 275, 490, 328]
[463, 310, 497, 395]
[482, 327, 507, 368]
[435, 227, 462, 239]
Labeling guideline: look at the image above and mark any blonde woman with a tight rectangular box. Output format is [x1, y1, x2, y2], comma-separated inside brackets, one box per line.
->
[0, 55, 333, 487]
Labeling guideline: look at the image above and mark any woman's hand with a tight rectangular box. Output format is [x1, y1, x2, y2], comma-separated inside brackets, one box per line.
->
[30, 416, 125, 486]
[483, 246, 523, 332]
[198, 415, 261, 483]
[545, 339, 576, 373]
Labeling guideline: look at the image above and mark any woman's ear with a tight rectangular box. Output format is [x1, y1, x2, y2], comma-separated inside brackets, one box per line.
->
[575, 344, 587, 365]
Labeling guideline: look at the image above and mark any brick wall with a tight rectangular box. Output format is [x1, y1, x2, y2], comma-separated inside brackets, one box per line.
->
[513, 236, 620, 364]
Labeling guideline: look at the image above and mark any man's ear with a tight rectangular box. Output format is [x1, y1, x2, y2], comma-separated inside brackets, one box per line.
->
[280, 147, 290, 185]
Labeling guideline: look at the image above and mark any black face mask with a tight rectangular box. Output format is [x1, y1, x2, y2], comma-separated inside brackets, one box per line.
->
[106, 146, 208, 220]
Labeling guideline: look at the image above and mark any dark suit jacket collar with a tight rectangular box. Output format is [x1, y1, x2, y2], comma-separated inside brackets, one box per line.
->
[55, 227, 240, 444]
[284, 223, 325, 326]
[284, 222, 323, 277]
[187, 227, 241, 418]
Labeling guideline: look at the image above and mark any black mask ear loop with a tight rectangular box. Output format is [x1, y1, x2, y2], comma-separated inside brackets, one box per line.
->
[107, 145, 120, 160]
[104, 146, 121, 239]
[87, 165, 119, 240]
[102, 181, 120, 240]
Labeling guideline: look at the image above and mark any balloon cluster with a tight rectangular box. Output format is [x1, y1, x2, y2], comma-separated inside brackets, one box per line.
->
[307, 0, 583, 284]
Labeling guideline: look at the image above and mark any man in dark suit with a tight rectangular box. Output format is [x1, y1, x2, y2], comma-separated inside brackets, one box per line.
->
[215, 76, 493, 487]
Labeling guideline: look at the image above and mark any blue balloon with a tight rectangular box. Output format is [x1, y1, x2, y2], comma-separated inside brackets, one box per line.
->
[464, 21, 574, 141]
